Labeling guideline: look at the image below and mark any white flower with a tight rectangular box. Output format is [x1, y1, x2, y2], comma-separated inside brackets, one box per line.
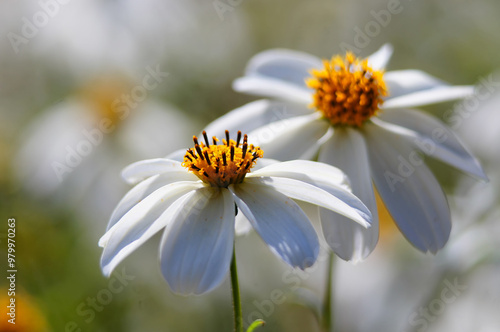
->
[205, 44, 487, 261]
[455, 82, 500, 168]
[30, 0, 250, 83]
[99, 131, 371, 295]
[15, 75, 195, 225]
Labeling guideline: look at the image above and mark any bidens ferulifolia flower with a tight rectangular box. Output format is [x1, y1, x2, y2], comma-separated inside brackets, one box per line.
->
[99, 131, 371, 294]
[205, 44, 487, 261]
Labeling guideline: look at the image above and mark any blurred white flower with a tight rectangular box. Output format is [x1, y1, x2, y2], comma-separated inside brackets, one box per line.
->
[445, 77, 500, 270]
[440, 82, 500, 272]
[27, 0, 250, 83]
[30, 0, 189, 77]
[99, 131, 371, 295]
[15, 74, 195, 226]
[206, 44, 486, 261]
[455, 80, 500, 168]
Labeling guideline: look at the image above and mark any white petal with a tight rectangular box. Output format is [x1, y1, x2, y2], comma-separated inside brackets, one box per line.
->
[229, 183, 319, 269]
[203, 99, 311, 140]
[235, 213, 253, 235]
[107, 171, 199, 231]
[233, 76, 312, 103]
[384, 70, 447, 99]
[250, 160, 371, 222]
[374, 110, 487, 180]
[100, 182, 202, 276]
[318, 128, 379, 261]
[244, 176, 370, 228]
[250, 159, 349, 192]
[14, 102, 89, 195]
[364, 123, 451, 253]
[248, 113, 329, 161]
[100, 181, 203, 247]
[160, 188, 235, 295]
[121, 159, 192, 184]
[243, 48, 322, 89]
[366, 44, 394, 70]
[383, 85, 474, 109]
[252, 158, 280, 171]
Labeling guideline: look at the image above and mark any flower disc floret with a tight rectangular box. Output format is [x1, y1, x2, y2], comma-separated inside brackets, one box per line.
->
[306, 52, 388, 127]
[183, 130, 263, 187]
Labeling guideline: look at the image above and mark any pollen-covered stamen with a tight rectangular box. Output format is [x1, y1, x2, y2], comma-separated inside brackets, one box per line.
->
[236, 131, 242, 147]
[182, 131, 264, 188]
[306, 52, 388, 127]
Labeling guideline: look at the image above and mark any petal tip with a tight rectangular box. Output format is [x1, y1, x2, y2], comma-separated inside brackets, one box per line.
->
[98, 237, 107, 248]
[100, 263, 113, 278]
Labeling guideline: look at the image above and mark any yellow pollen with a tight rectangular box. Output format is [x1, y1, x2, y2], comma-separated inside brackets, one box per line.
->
[306, 52, 388, 127]
[182, 130, 264, 188]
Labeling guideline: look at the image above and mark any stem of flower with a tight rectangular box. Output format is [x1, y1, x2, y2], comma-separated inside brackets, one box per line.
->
[322, 252, 335, 332]
[230, 244, 243, 332]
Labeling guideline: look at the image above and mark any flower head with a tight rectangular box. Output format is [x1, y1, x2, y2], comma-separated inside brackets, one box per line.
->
[205, 44, 487, 261]
[306, 52, 387, 127]
[99, 131, 371, 295]
[14, 72, 194, 224]
[183, 131, 263, 187]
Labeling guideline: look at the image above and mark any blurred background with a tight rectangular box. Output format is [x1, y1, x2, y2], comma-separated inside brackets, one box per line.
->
[1, 0, 499, 331]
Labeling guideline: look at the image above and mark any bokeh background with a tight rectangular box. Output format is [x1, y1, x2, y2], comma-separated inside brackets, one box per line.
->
[1, 0, 500, 331]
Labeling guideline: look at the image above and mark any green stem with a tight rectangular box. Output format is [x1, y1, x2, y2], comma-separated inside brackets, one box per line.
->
[322, 252, 335, 332]
[230, 244, 243, 332]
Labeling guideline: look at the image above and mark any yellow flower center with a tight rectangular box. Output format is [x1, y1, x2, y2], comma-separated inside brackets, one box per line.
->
[182, 131, 263, 188]
[78, 74, 132, 131]
[306, 52, 388, 127]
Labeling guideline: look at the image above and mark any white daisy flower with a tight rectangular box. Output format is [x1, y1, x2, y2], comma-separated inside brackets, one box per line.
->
[205, 44, 487, 261]
[99, 131, 371, 295]
[15, 74, 195, 225]
[456, 84, 500, 168]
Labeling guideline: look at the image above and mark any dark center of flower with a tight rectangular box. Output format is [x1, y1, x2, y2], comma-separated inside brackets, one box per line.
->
[182, 130, 263, 187]
[306, 52, 388, 127]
